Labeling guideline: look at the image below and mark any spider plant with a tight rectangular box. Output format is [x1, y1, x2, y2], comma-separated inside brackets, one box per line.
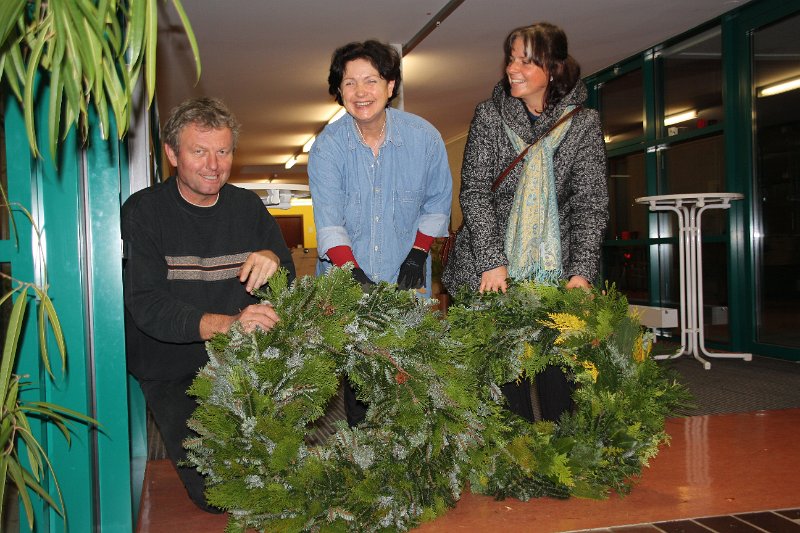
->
[0, 0, 200, 158]
[0, 192, 99, 530]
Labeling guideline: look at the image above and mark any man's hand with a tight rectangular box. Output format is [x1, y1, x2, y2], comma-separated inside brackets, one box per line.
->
[479, 265, 509, 293]
[240, 249, 281, 294]
[199, 302, 280, 339]
[351, 267, 375, 290]
[397, 248, 427, 290]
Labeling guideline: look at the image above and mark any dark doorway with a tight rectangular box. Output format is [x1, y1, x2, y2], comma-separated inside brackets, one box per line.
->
[274, 215, 304, 249]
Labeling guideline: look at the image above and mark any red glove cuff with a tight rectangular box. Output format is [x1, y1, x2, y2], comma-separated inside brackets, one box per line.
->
[413, 231, 434, 253]
[327, 245, 358, 268]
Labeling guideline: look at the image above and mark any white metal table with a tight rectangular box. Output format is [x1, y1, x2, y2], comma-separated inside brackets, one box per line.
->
[635, 193, 752, 369]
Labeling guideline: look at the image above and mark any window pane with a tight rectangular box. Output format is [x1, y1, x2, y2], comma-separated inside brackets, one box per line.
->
[607, 152, 647, 240]
[658, 134, 727, 237]
[660, 28, 724, 136]
[752, 12, 800, 348]
[600, 68, 644, 144]
[603, 244, 649, 303]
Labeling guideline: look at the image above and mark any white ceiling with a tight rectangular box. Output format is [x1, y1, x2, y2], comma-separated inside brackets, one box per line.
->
[155, 0, 751, 184]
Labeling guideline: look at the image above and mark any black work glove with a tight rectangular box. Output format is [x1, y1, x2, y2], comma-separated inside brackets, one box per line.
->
[351, 267, 376, 291]
[397, 248, 427, 290]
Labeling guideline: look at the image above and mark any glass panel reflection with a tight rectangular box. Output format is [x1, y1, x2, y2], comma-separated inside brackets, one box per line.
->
[752, 12, 800, 348]
[607, 152, 647, 241]
[603, 244, 649, 303]
[654, 242, 730, 344]
[600, 68, 644, 144]
[660, 28, 724, 137]
[657, 134, 727, 237]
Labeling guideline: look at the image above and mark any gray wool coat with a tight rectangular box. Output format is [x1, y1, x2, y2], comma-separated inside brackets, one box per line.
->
[441, 80, 609, 293]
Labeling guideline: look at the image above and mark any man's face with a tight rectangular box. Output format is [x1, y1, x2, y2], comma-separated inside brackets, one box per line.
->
[165, 123, 234, 206]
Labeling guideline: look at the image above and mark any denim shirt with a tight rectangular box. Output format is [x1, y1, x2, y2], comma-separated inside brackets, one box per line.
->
[308, 107, 452, 295]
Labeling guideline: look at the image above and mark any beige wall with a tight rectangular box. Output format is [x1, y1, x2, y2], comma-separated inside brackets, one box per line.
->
[444, 132, 468, 229]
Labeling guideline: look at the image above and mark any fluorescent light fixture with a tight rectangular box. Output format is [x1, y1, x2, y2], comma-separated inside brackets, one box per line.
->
[664, 109, 697, 126]
[328, 108, 347, 124]
[758, 76, 800, 97]
[284, 156, 297, 169]
[302, 135, 316, 152]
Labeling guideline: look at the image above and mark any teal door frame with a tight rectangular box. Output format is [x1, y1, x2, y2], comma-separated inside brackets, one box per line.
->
[727, 0, 800, 360]
[2, 85, 134, 531]
[587, 0, 800, 361]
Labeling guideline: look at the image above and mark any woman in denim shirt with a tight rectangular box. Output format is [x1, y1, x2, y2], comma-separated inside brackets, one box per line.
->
[308, 40, 452, 425]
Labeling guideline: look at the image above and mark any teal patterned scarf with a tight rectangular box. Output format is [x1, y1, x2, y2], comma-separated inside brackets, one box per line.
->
[503, 106, 575, 284]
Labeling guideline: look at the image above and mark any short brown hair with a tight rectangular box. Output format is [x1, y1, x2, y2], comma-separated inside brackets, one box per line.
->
[162, 97, 241, 151]
[327, 40, 402, 106]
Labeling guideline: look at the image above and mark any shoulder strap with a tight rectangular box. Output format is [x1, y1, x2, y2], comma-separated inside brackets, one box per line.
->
[491, 105, 583, 191]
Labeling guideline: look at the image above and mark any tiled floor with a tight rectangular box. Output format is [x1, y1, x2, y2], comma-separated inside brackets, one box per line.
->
[137, 408, 800, 533]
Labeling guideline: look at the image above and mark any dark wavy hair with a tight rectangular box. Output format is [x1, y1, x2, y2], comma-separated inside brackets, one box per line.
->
[327, 40, 402, 106]
[163, 97, 241, 151]
[503, 23, 581, 111]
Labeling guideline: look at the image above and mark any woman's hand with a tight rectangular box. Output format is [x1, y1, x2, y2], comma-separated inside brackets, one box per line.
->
[480, 266, 509, 293]
[565, 275, 590, 290]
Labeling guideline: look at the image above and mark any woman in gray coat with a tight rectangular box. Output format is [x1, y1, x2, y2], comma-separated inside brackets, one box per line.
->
[442, 22, 608, 422]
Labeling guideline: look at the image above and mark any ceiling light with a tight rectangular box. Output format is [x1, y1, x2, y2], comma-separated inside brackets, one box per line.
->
[302, 135, 316, 152]
[284, 156, 297, 169]
[328, 108, 347, 124]
[664, 109, 697, 126]
[758, 76, 800, 97]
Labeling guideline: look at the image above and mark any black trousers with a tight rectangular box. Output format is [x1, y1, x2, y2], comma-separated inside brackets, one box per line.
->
[501, 365, 575, 423]
[138, 375, 222, 513]
[342, 375, 368, 427]
[345, 365, 574, 427]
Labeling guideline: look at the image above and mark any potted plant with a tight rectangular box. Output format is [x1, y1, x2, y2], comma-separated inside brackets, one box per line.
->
[0, 0, 200, 528]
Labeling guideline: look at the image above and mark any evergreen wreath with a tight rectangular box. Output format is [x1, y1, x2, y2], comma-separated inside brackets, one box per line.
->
[185, 267, 687, 532]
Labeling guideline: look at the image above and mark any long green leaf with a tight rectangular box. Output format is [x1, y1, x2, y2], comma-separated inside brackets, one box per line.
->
[24, 401, 99, 426]
[63, 0, 95, 89]
[102, 54, 128, 138]
[39, 289, 67, 367]
[171, 0, 202, 82]
[144, 0, 158, 103]
[126, 0, 147, 75]
[15, 428, 66, 514]
[3, 37, 27, 101]
[0, 457, 8, 529]
[0, 0, 26, 46]
[47, 43, 65, 161]
[22, 28, 49, 157]
[0, 286, 29, 402]
[7, 459, 36, 529]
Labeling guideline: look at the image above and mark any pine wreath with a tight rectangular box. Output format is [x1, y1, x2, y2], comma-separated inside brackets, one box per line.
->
[185, 268, 687, 532]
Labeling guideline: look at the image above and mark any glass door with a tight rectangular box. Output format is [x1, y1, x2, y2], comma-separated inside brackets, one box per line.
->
[751, 12, 800, 350]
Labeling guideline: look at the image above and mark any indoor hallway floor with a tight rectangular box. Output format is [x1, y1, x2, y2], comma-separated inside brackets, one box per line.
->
[136, 408, 800, 533]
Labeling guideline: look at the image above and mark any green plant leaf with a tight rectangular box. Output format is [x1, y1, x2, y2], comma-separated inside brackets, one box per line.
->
[144, 0, 158, 103]
[7, 459, 36, 529]
[22, 28, 49, 157]
[171, 0, 202, 82]
[0, 0, 25, 46]
[126, 0, 147, 76]
[1, 41, 25, 101]
[0, 285, 29, 402]
[34, 288, 67, 370]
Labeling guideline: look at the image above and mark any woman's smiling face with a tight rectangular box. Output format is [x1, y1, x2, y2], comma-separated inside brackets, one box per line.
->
[506, 37, 549, 113]
[340, 58, 395, 126]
